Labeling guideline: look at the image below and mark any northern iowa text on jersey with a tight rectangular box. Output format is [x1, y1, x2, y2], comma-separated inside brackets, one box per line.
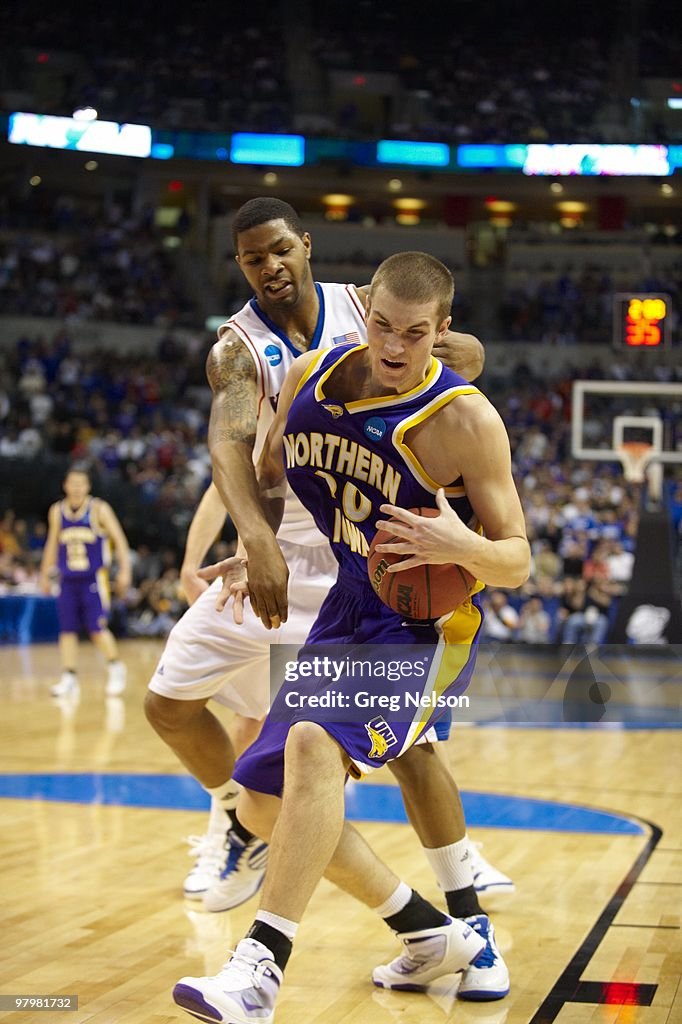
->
[283, 432, 401, 505]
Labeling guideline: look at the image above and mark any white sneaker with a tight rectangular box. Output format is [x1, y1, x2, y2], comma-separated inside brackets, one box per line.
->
[173, 937, 282, 1023]
[470, 842, 515, 895]
[183, 832, 230, 900]
[458, 915, 510, 1001]
[105, 661, 127, 696]
[372, 917, 486, 991]
[204, 835, 268, 912]
[51, 672, 79, 697]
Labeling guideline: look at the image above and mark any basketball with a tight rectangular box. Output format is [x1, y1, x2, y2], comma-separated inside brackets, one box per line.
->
[367, 507, 477, 619]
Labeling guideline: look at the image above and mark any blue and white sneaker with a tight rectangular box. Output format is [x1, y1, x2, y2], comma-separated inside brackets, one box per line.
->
[470, 842, 515, 896]
[372, 917, 486, 991]
[173, 937, 282, 1023]
[203, 834, 268, 912]
[183, 830, 230, 900]
[458, 915, 510, 1001]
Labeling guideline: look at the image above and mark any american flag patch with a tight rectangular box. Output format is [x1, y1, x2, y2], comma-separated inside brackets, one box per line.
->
[332, 332, 360, 346]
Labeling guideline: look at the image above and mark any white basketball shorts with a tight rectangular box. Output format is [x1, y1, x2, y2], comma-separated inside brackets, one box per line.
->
[147, 540, 338, 719]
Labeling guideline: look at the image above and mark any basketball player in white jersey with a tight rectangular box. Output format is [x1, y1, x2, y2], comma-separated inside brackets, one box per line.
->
[144, 201, 514, 950]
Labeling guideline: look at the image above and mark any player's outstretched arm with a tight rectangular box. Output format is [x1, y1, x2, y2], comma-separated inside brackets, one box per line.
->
[38, 502, 61, 594]
[206, 330, 289, 629]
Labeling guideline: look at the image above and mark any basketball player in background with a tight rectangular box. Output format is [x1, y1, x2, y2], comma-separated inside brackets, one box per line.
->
[39, 466, 131, 697]
[172, 252, 529, 1022]
[144, 198, 513, 916]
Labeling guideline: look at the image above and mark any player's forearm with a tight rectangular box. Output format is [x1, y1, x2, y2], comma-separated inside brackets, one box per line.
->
[211, 442, 278, 550]
[39, 537, 58, 576]
[458, 533, 530, 589]
[114, 547, 132, 579]
[181, 483, 228, 572]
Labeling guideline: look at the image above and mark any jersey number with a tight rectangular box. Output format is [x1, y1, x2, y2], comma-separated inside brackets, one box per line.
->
[66, 541, 90, 572]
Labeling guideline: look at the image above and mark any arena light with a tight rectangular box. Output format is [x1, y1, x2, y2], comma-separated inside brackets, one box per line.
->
[229, 132, 305, 166]
[393, 197, 427, 225]
[8, 112, 152, 158]
[484, 199, 517, 212]
[556, 201, 589, 213]
[377, 140, 450, 168]
[322, 193, 354, 221]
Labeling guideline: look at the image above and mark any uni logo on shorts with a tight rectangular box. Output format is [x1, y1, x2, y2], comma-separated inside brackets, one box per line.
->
[365, 717, 398, 758]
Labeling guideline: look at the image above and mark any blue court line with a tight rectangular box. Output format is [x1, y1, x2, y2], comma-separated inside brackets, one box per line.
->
[0, 773, 643, 835]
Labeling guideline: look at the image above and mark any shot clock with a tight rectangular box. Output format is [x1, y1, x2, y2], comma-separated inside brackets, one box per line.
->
[613, 293, 672, 348]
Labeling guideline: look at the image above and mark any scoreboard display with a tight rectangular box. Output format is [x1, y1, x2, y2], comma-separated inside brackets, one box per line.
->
[613, 293, 672, 348]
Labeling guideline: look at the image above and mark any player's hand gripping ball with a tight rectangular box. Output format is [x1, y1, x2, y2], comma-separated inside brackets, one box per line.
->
[367, 507, 476, 619]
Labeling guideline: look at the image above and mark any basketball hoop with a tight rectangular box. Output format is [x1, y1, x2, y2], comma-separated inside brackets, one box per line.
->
[617, 441, 652, 484]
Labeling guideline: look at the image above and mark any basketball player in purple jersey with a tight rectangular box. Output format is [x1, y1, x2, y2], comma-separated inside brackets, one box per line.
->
[39, 467, 131, 697]
[172, 253, 529, 1022]
[145, 199, 514, 919]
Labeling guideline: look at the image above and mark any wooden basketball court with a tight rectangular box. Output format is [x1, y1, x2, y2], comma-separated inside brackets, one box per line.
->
[1, 639, 680, 1024]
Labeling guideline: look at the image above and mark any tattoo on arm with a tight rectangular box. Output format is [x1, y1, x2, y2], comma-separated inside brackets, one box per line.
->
[207, 337, 259, 447]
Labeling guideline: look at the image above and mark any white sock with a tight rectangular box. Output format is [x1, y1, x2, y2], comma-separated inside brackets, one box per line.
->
[255, 910, 298, 942]
[371, 881, 412, 919]
[424, 835, 474, 892]
[205, 780, 241, 808]
[205, 781, 241, 832]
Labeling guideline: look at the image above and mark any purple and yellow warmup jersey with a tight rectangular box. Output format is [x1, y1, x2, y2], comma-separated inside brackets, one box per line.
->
[57, 499, 108, 580]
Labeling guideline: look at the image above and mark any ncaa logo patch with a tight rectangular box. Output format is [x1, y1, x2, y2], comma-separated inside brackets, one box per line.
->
[264, 344, 283, 366]
[363, 416, 386, 442]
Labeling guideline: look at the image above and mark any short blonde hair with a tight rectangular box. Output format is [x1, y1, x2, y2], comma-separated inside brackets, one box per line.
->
[369, 252, 454, 323]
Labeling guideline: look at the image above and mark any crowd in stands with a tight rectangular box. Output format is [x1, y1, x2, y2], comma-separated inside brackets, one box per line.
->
[498, 262, 682, 346]
[477, 366, 682, 643]
[1, 324, 680, 643]
[0, 0, 677, 142]
[0, 326, 215, 551]
[0, 194, 195, 327]
[311, 3, 612, 144]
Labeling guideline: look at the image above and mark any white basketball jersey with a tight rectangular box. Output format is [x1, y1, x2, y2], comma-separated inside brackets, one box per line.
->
[223, 282, 366, 544]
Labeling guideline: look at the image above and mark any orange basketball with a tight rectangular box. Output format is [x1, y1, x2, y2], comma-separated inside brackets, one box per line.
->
[367, 507, 477, 620]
